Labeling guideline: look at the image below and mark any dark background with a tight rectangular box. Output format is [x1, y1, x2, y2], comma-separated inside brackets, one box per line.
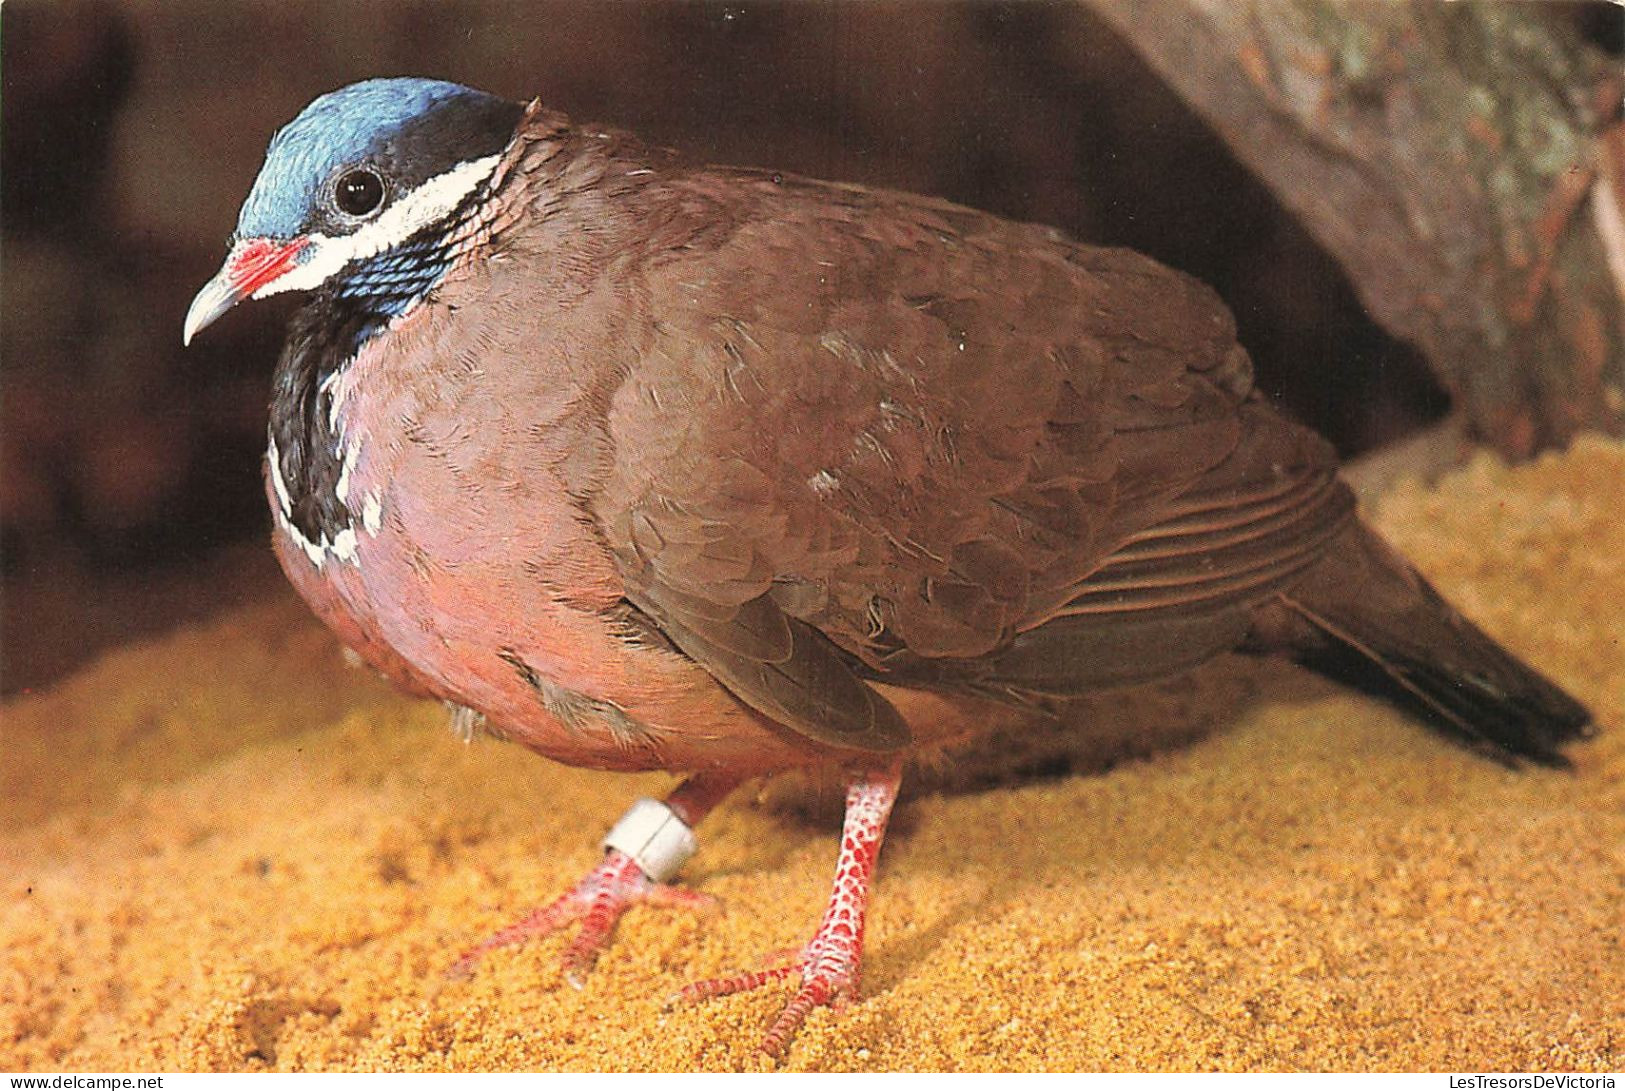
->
[4, 1, 1615, 693]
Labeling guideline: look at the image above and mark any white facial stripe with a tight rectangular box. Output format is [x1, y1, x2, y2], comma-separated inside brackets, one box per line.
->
[335, 436, 360, 504]
[268, 437, 295, 520]
[328, 527, 359, 565]
[251, 152, 502, 299]
[362, 493, 383, 534]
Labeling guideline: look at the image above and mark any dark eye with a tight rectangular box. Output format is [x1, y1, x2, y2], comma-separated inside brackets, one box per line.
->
[334, 169, 385, 217]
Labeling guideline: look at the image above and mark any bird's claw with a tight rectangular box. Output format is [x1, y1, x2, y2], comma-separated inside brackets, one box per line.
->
[449, 848, 715, 983]
[673, 933, 862, 1059]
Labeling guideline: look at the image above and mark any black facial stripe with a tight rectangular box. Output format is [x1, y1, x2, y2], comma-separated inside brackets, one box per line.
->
[270, 295, 376, 545]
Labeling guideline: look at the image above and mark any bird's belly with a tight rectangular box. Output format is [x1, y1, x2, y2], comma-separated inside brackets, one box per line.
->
[272, 488, 838, 774]
[268, 442, 1046, 777]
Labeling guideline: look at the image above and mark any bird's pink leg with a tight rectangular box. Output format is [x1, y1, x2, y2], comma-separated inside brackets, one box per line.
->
[450, 770, 742, 985]
[676, 761, 903, 1058]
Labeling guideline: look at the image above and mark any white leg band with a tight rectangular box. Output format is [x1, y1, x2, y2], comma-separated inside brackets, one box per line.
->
[601, 797, 697, 883]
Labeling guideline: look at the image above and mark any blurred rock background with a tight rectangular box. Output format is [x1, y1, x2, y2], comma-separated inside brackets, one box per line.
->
[2, 0, 1618, 694]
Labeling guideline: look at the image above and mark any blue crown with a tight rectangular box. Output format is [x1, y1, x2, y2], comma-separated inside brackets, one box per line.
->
[235, 78, 507, 241]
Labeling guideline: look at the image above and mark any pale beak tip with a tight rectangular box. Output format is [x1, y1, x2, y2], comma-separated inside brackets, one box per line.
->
[183, 273, 241, 348]
[185, 236, 313, 346]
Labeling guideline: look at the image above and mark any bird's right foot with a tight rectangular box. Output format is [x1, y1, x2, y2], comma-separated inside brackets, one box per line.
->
[671, 763, 903, 1059]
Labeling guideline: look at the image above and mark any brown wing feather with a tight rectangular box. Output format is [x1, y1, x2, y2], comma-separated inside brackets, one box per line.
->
[1053, 404, 1355, 619]
[628, 584, 911, 752]
[592, 166, 1352, 736]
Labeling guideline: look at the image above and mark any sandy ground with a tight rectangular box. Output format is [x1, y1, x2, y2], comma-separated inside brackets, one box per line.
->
[3, 436, 1622, 1072]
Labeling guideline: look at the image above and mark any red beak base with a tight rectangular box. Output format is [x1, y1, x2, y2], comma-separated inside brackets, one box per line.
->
[183, 236, 310, 345]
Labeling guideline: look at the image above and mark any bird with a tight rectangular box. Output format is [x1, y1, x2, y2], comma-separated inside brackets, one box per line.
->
[185, 77, 1593, 1058]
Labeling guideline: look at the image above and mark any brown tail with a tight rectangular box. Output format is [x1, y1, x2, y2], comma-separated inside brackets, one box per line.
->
[1247, 524, 1594, 766]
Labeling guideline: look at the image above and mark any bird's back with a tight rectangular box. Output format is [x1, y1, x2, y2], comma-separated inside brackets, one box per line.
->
[451, 119, 1360, 741]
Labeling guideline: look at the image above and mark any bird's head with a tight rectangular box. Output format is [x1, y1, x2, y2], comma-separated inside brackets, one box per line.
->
[184, 78, 524, 345]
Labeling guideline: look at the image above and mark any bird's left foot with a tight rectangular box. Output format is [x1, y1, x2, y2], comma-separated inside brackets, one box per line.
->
[450, 777, 742, 985]
[672, 763, 902, 1059]
[449, 848, 714, 986]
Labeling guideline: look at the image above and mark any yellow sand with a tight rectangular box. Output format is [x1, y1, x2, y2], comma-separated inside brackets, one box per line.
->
[3, 436, 1622, 1072]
